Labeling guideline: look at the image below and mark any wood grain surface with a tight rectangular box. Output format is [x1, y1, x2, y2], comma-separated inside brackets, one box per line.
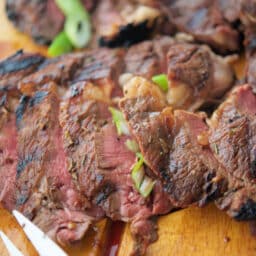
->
[0, 0, 255, 255]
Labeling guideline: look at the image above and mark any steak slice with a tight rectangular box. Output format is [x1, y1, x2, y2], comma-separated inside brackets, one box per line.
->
[19, 48, 124, 98]
[119, 76, 225, 208]
[15, 83, 92, 244]
[0, 91, 18, 210]
[166, 42, 235, 110]
[209, 84, 256, 220]
[6, 0, 97, 45]
[0, 50, 44, 92]
[124, 36, 174, 79]
[161, 0, 240, 53]
[18, 53, 84, 95]
[60, 81, 173, 255]
[95, 0, 161, 47]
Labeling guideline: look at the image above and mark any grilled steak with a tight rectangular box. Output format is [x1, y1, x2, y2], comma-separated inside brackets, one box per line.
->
[124, 36, 174, 78]
[96, 0, 161, 47]
[0, 51, 44, 210]
[0, 91, 18, 210]
[119, 76, 225, 208]
[161, 0, 240, 53]
[19, 48, 124, 98]
[60, 82, 173, 255]
[0, 50, 44, 92]
[209, 85, 256, 220]
[6, 0, 96, 45]
[15, 84, 93, 244]
[166, 42, 235, 110]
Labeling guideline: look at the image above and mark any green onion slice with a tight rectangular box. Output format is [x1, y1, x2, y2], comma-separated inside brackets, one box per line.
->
[131, 154, 145, 190]
[64, 13, 91, 49]
[152, 74, 169, 92]
[131, 153, 155, 197]
[140, 176, 156, 198]
[109, 107, 130, 136]
[48, 32, 73, 57]
[125, 139, 139, 153]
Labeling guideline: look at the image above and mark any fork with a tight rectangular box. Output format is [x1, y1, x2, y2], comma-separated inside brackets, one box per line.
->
[0, 210, 68, 256]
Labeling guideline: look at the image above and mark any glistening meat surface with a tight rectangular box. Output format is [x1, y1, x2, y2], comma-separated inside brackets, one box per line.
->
[209, 85, 256, 220]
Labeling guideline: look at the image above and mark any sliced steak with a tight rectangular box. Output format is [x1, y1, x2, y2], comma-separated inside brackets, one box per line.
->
[161, 0, 240, 53]
[6, 0, 96, 45]
[166, 43, 235, 110]
[15, 83, 92, 244]
[19, 48, 124, 98]
[19, 53, 84, 95]
[96, 0, 161, 47]
[119, 76, 225, 208]
[209, 84, 256, 220]
[60, 82, 173, 255]
[0, 91, 18, 210]
[0, 50, 45, 92]
[124, 36, 174, 78]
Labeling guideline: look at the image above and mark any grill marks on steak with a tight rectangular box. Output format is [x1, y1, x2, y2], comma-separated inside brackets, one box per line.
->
[120, 76, 225, 208]
[60, 82, 173, 255]
[124, 36, 174, 78]
[15, 83, 92, 244]
[161, 0, 240, 53]
[0, 50, 44, 92]
[95, 0, 161, 48]
[166, 43, 235, 110]
[209, 85, 256, 220]
[19, 48, 124, 98]
[0, 92, 18, 210]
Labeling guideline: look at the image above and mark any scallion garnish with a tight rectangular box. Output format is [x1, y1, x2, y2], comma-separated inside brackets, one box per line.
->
[131, 153, 145, 190]
[64, 13, 91, 48]
[131, 153, 155, 197]
[48, 32, 73, 57]
[140, 176, 156, 198]
[51, 0, 91, 52]
[152, 74, 169, 92]
[125, 139, 139, 153]
[109, 107, 130, 136]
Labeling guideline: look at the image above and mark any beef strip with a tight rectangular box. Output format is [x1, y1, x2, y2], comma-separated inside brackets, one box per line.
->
[95, 0, 161, 47]
[15, 83, 92, 244]
[124, 36, 175, 78]
[0, 50, 45, 92]
[6, 0, 96, 45]
[209, 84, 256, 220]
[239, 0, 256, 90]
[0, 91, 18, 210]
[119, 76, 225, 208]
[0, 51, 45, 210]
[160, 0, 240, 53]
[60, 82, 173, 255]
[19, 48, 124, 98]
[166, 42, 235, 110]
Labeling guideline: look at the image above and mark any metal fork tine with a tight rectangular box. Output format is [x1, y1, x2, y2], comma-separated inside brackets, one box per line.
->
[0, 231, 24, 256]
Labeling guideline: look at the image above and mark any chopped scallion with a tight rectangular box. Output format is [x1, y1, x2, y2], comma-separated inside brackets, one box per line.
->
[139, 176, 155, 198]
[131, 154, 145, 190]
[109, 107, 130, 136]
[131, 153, 155, 197]
[152, 74, 169, 92]
[48, 32, 73, 57]
[64, 13, 91, 48]
[54, 0, 91, 49]
[125, 139, 139, 153]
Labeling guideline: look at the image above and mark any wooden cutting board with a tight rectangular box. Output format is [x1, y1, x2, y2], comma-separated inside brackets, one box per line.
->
[0, 1, 255, 255]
